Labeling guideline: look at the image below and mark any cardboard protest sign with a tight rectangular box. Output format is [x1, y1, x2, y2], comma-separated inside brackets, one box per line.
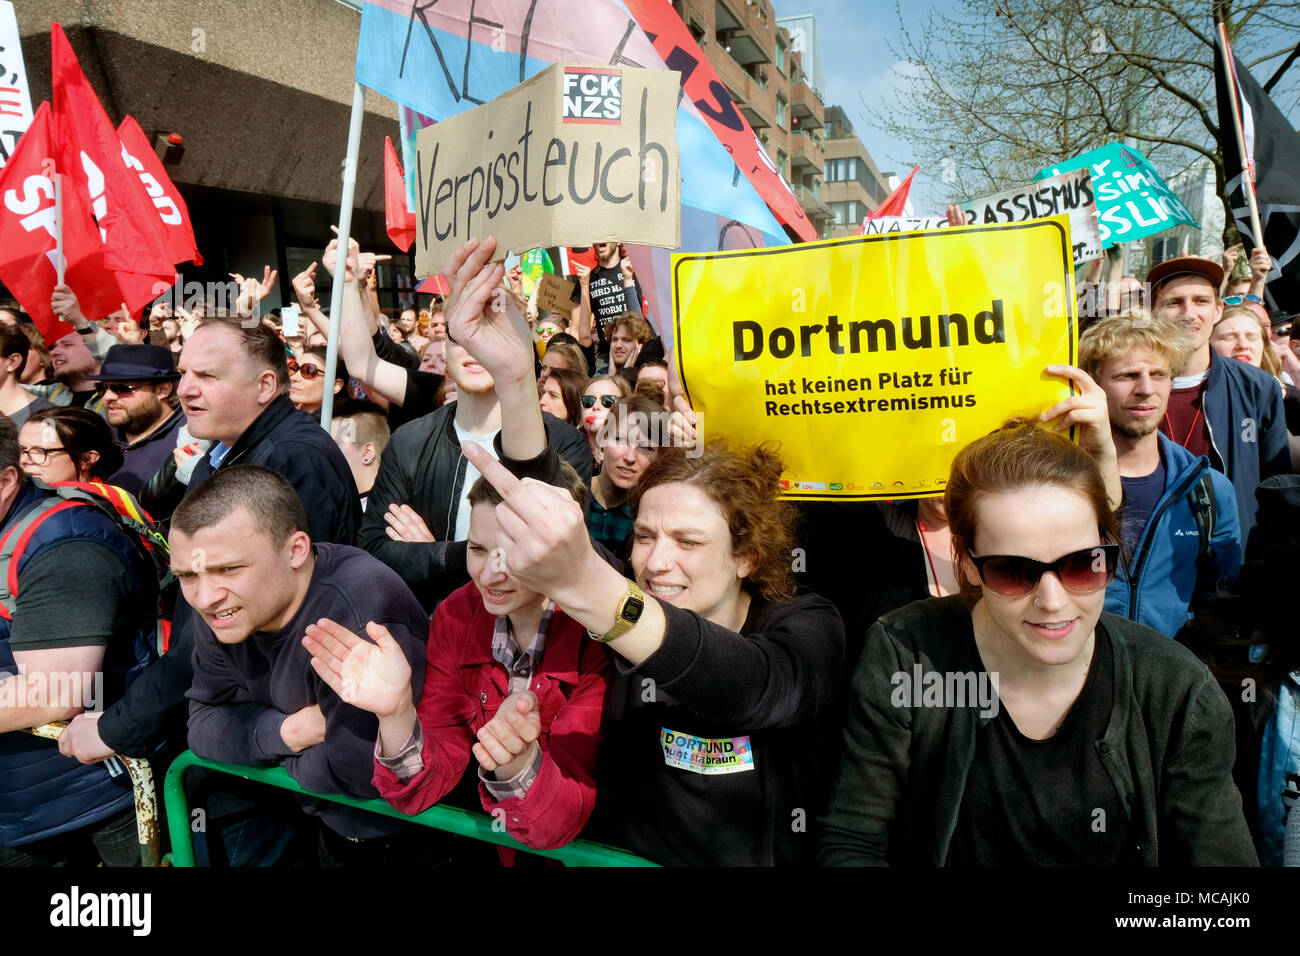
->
[535, 272, 576, 317]
[414, 63, 680, 277]
[0, 1, 34, 169]
[859, 216, 949, 235]
[959, 170, 1102, 266]
[673, 218, 1078, 501]
[1035, 143, 1196, 247]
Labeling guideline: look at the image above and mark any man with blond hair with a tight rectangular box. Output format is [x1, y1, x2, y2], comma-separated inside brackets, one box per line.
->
[1080, 313, 1242, 637]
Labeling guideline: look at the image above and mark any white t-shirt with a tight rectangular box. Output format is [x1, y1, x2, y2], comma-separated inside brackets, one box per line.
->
[453, 420, 500, 542]
[1172, 368, 1211, 390]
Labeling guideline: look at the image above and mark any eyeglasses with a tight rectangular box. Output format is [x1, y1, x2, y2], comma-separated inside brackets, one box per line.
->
[1273, 325, 1293, 338]
[19, 445, 71, 465]
[967, 544, 1120, 596]
[102, 382, 150, 396]
[580, 394, 618, 410]
[1223, 294, 1263, 306]
[287, 359, 323, 380]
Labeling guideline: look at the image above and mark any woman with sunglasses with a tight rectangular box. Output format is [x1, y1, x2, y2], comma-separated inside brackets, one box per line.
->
[538, 366, 587, 429]
[580, 374, 631, 468]
[819, 420, 1256, 866]
[19, 406, 124, 484]
[288, 349, 349, 418]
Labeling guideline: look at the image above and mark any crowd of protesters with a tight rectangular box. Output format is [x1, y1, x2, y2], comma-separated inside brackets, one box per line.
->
[0, 221, 1297, 869]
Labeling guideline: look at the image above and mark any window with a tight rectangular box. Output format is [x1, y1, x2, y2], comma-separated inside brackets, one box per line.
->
[845, 158, 857, 181]
[775, 39, 786, 74]
[776, 95, 787, 129]
[777, 150, 788, 178]
[824, 122, 833, 138]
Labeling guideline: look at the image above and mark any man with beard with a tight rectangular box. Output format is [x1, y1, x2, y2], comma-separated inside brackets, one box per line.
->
[86, 345, 186, 496]
[1081, 314, 1243, 637]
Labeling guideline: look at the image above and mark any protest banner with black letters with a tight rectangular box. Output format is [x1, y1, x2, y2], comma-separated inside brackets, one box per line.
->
[859, 215, 950, 235]
[535, 272, 576, 317]
[959, 170, 1102, 266]
[413, 63, 680, 276]
[0, 0, 34, 169]
[673, 217, 1078, 501]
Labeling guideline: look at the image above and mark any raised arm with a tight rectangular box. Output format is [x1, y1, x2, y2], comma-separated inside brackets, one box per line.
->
[303, 244, 409, 406]
[444, 236, 545, 462]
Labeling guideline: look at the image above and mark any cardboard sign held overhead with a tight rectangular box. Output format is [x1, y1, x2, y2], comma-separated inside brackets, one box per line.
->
[535, 273, 576, 317]
[414, 63, 681, 278]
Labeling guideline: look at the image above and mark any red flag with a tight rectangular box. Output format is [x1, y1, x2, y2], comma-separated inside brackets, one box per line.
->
[862, 167, 919, 229]
[116, 115, 202, 266]
[0, 102, 123, 344]
[51, 23, 175, 312]
[384, 136, 416, 252]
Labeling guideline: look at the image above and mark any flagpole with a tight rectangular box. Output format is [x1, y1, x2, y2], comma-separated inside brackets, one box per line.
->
[1219, 22, 1265, 247]
[54, 172, 65, 284]
[321, 81, 365, 433]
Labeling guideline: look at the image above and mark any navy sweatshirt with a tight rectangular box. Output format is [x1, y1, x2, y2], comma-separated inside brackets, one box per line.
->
[186, 543, 429, 838]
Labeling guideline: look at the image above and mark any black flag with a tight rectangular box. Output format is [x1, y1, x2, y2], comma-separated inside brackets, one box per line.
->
[1215, 28, 1300, 315]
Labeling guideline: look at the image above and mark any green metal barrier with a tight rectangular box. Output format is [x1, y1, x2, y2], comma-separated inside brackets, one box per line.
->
[164, 749, 657, 867]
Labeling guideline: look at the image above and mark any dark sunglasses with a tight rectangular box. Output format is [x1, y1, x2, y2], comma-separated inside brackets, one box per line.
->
[968, 544, 1120, 597]
[580, 394, 618, 410]
[102, 382, 149, 396]
[1223, 294, 1263, 306]
[287, 358, 323, 380]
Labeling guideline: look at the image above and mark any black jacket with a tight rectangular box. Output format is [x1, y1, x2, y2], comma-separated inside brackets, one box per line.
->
[98, 398, 359, 756]
[186, 395, 360, 546]
[112, 407, 187, 497]
[588, 592, 846, 866]
[818, 597, 1258, 866]
[357, 402, 592, 610]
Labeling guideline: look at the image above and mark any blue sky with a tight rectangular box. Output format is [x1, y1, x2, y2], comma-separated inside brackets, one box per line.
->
[780, 0, 1300, 212]
[780, 0, 956, 210]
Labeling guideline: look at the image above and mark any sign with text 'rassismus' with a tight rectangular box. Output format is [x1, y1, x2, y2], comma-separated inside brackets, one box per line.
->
[673, 217, 1079, 501]
[414, 63, 681, 277]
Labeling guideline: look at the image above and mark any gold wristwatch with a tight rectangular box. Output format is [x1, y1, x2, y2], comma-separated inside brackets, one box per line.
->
[592, 582, 646, 643]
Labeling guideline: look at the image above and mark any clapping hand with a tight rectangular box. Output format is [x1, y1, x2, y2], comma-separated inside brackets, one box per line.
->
[303, 619, 413, 721]
[473, 691, 542, 778]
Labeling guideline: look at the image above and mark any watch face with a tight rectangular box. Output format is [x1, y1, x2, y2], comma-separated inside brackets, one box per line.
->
[624, 595, 645, 623]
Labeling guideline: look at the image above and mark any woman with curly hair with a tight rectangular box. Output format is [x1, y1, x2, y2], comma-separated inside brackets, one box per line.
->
[462, 434, 845, 866]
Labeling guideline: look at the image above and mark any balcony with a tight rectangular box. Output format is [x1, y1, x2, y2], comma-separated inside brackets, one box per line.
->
[792, 182, 833, 224]
[788, 78, 824, 128]
[715, 0, 772, 68]
[710, 53, 777, 130]
[788, 128, 823, 174]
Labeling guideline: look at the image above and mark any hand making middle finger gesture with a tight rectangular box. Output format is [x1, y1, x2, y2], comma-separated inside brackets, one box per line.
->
[443, 237, 534, 384]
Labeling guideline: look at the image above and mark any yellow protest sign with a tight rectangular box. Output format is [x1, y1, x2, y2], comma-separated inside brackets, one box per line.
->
[672, 217, 1078, 501]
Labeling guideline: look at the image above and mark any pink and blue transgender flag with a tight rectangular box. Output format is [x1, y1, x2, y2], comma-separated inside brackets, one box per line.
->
[354, 0, 792, 340]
